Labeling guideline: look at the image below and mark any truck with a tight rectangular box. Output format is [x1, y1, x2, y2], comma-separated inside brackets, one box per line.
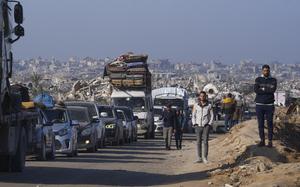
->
[0, 0, 34, 172]
[152, 87, 189, 134]
[103, 53, 155, 139]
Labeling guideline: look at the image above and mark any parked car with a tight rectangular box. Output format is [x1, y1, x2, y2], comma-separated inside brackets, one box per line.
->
[42, 107, 79, 157]
[116, 106, 138, 142]
[97, 105, 124, 145]
[29, 108, 56, 161]
[153, 107, 164, 135]
[116, 109, 132, 143]
[67, 106, 99, 152]
[65, 101, 105, 148]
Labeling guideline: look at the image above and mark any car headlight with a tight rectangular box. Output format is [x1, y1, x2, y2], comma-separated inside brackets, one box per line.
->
[58, 128, 69, 136]
[137, 120, 147, 129]
[81, 126, 92, 136]
[105, 124, 116, 129]
[137, 119, 146, 125]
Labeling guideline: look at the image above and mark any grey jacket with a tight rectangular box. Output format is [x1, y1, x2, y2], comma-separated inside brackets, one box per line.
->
[192, 102, 214, 127]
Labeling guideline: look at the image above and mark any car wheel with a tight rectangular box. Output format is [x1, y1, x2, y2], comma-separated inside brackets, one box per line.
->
[74, 148, 78, 156]
[38, 137, 47, 161]
[46, 137, 56, 160]
[87, 144, 96, 153]
[115, 134, 120, 146]
[11, 127, 27, 172]
[0, 156, 9, 172]
[102, 137, 106, 148]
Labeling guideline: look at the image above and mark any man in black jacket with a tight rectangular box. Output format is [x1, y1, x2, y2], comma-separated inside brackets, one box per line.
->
[254, 64, 277, 148]
[161, 104, 176, 150]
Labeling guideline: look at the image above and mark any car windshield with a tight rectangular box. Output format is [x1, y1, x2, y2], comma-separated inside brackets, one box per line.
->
[98, 106, 114, 118]
[65, 102, 97, 118]
[68, 109, 90, 123]
[44, 109, 67, 123]
[154, 99, 183, 108]
[113, 97, 145, 112]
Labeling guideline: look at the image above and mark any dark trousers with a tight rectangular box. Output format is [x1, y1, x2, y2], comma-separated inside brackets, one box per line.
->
[256, 105, 275, 143]
[175, 130, 182, 149]
[224, 114, 233, 129]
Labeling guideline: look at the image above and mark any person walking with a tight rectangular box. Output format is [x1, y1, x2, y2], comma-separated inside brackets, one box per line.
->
[221, 93, 236, 131]
[192, 91, 214, 164]
[161, 104, 176, 150]
[232, 95, 244, 126]
[175, 109, 185, 150]
[254, 64, 277, 148]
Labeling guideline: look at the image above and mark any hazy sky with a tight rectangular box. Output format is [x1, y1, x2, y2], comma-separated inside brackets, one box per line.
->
[13, 0, 300, 64]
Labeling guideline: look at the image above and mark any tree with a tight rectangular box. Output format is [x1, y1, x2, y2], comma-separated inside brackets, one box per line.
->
[31, 72, 43, 97]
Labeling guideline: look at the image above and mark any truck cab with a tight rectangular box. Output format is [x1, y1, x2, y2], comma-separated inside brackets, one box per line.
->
[112, 89, 154, 139]
[0, 1, 31, 172]
[152, 87, 189, 133]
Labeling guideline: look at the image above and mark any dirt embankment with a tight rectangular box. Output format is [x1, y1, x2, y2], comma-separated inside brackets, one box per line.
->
[175, 119, 300, 187]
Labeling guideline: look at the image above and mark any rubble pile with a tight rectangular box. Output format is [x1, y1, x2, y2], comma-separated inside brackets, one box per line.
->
[274, 100, 300, 151]
[207, 119, 300, 187]
[65, 77, 111, 103]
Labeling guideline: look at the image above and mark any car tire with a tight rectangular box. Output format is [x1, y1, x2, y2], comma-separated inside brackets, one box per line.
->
[38, 137, 47, 161]
[102, 137, 106, 147]
[46, 137, 56, 160]
[0, 156, 9, 172]
[87, 145, 96, 153]
[11, 127, 27, 172]
[150, 129, 155, 139]
[87, 136, 97, 153]
[115, 134, 120, 146]
[74, 148, 78, 156]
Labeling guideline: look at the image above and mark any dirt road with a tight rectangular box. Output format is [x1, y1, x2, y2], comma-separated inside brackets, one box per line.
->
[1, 121, 299, 187]
[0, 134, 221, 187]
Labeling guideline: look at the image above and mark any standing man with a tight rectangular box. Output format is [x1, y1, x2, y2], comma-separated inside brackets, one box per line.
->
[161, 104, 176, 150]
[221, 93, 236, 131]
[175, 109, 185, 150]
[254, 64, 277, 148]
[192, 91, 214, 164]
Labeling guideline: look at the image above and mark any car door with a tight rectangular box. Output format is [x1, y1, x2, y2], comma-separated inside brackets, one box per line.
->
[66, 109, 78, 151]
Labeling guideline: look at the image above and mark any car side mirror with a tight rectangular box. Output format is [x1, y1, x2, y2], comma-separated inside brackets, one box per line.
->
[71, 120, 80, 127]
[92, 116, 100, 123]
[44, 121, 53, 127]
[14, 3, 23, 24]
[14, 24, 25, 37]
[100, 112, 108, 118]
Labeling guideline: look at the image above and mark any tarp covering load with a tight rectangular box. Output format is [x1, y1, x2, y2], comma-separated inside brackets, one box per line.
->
[33, 93, 55, 108]
[103, 53, 151, 91]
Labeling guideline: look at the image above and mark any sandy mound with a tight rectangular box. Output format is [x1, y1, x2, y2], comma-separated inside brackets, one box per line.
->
[207, 120, 300, 187]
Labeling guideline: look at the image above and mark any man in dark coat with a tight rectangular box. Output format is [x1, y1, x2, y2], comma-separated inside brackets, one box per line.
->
[161, 104, 176, 150]
[254, 64, 277, 148]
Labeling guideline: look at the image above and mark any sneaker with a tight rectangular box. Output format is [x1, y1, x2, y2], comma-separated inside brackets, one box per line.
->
[194, 158, 202, 163]
[267, 141, 273, 148]
[257, 141, 265, 147]
[203, 158, 209, 164]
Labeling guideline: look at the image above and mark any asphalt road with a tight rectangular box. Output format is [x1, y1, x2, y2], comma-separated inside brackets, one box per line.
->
[0, 133, 222, 187]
